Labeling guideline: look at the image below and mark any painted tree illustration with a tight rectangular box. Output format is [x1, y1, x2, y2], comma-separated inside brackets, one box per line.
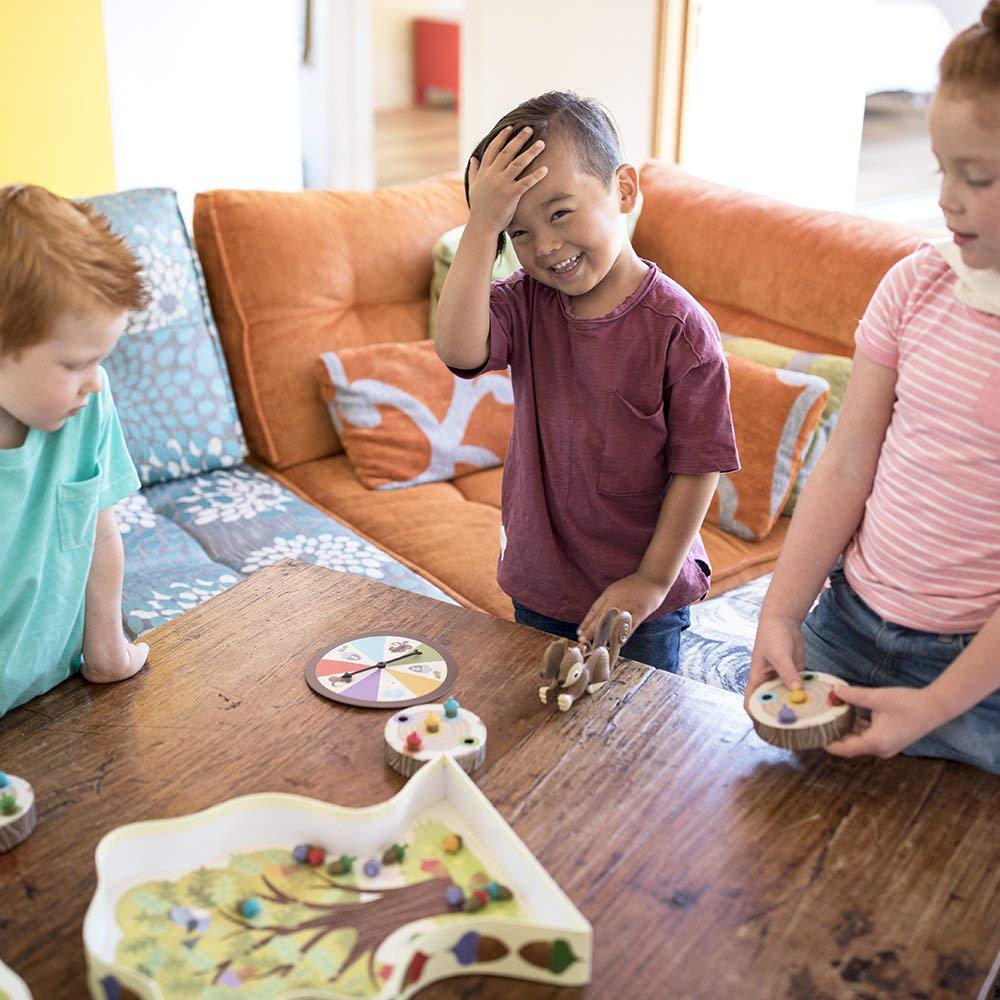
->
[212, 868, 453, 988]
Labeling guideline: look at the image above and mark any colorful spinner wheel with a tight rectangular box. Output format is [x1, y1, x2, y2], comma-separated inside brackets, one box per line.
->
[306, 632, 458, 708]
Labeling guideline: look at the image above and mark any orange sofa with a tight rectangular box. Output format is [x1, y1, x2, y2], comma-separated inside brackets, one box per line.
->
[192, 163, 922, 622]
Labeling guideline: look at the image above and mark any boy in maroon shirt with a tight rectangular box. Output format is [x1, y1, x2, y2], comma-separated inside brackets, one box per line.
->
[436, 92, 738, 670]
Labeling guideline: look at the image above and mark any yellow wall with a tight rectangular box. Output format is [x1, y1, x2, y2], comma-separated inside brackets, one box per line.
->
[0, 0, 115, 196]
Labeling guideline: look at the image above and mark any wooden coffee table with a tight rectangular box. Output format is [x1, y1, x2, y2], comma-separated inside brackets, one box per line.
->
[1, 558, 998, 998]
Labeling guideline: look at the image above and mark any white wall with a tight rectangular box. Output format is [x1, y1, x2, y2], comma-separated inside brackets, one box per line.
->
[301, 0, 375, 190]
[933, 0, 984, 29]
[102, 0, 303, 222]
[681, 0, 872, 211]
[459, 0, 658, 172]
[372, 0, 461, 111]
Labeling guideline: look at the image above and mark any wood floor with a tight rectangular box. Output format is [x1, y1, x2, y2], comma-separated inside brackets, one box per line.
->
[374, 107, 459, 188]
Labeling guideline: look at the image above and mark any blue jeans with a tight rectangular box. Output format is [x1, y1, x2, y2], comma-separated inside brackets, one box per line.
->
[512, 601, 690, 672]
[802, 566, 999, 773]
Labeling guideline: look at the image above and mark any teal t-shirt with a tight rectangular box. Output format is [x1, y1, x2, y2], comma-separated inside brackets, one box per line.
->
[0, 367, 140, 715]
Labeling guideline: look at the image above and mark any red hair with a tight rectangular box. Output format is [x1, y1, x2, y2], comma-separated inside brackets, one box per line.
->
[939, 0, 1000, 111]
[0, 184, 149, 357]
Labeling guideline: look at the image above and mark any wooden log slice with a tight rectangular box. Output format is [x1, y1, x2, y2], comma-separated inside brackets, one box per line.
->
[384, 703, 487, 777]
[748, 672, 855, 751]
[0, 775, 37, 853]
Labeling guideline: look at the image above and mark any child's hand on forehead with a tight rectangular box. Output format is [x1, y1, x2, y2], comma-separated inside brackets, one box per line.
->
[468, 126, 548, 235]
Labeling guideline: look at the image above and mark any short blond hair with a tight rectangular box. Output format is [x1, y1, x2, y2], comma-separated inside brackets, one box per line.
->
[0, 184, 149, 357]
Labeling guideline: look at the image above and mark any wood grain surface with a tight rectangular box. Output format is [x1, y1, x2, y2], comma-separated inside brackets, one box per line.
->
[1, 559, 997, 999]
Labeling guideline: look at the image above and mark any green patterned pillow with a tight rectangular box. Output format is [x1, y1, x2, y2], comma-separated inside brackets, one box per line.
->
[721, 335, 851, 514]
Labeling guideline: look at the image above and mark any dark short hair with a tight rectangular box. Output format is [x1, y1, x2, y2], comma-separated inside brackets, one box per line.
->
[465, 91, 623, 258]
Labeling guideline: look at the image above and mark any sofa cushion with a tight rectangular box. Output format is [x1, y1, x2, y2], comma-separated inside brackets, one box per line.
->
[273, 453, 790, 620]
[317, 340, 513, 489]
[706, 355, 829, 541]
[86, 189, 246, 485]
[633, 162, 924, 354]
[722, 335, 851, 514]
[193, 178, 469, 470]
[115, 464, 455, 637]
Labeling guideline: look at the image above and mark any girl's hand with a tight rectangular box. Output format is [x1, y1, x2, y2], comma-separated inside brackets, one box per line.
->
[745, 614, 805, 708]
[825, 684, 943, 760]
[467, 126, 548, 235]
[578, 572, 668, 644]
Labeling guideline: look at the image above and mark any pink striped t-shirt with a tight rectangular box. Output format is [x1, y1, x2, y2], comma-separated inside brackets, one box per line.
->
[844, 245, 1000, 633]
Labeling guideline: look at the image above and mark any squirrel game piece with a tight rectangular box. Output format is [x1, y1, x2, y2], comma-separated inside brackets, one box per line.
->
[539, 608, 632, 712]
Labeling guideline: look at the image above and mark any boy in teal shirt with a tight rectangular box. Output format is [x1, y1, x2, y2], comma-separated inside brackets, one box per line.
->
[0, 184, 150, 715]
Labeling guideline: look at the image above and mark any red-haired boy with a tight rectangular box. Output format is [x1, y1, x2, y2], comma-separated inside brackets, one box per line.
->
[0, 184, 149, 715]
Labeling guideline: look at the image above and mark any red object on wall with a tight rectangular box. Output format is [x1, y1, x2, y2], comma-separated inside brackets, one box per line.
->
[414, 18, 460, 109]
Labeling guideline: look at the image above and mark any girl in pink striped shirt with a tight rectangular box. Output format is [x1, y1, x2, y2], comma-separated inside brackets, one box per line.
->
[747, 2, 1000, 773]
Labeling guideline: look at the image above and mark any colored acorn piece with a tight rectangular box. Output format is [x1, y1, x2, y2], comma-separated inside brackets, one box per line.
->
[292, 843, 310, 863]
[328, 854, 355, 875]
[442, 833, 463, 854]
[463, 894, 485, 912]
[0, 793, 17, 816]
[0, 772, 8, 788]
[364, 858, 381, 877]
[240, 897, 262, 919]
[472, 888, 490, 906]
[828, 690, 844, 706]
[443, 696, 460, 718]
[789, 688, 807, 705]
[445, 884, 464, 909]
[382, 843, 406, 864]
[777, 705, 798, 725]
[406, 731, 423, 752]
[306, 846, 326, 867]
[424, 713, 441, 733]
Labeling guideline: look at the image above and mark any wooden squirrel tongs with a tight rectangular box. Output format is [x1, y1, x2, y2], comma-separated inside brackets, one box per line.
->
[538, 607, 633, 712]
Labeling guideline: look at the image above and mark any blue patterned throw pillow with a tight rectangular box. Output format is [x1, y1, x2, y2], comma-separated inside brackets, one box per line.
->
[85, 188, 246, 485]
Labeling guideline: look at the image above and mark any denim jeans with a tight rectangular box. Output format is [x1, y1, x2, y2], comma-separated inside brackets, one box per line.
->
[512, 601, 690, 672]
[802, 566, 999, 773]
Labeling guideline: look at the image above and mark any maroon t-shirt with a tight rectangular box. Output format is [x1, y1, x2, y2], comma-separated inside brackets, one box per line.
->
[453, 261, 739, 623]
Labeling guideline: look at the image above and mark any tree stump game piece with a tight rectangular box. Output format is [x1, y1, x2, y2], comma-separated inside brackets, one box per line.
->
[0, 773, 37, 853]
[385, 702, 487, 777]
[748, 671, 855, 750]
[306, 632, 457, 708]
[539, 607, 632, 712]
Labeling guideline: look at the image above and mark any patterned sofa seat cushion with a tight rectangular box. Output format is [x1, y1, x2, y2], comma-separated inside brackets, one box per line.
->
[115, 464, 454, 636]
[85, 188, 247, 485]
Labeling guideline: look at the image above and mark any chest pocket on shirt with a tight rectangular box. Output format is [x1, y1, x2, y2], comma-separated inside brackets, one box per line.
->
[598, 390, 667, 496]
[58, 470, 101, 552]
[973, 368, 1000, 432]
